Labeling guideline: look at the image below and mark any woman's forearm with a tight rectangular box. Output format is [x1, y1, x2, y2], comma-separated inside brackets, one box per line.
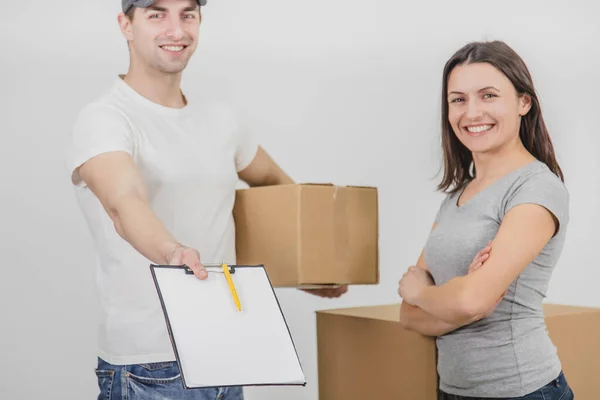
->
[414, 277, 481, 325]
[399, 301, 473, 337]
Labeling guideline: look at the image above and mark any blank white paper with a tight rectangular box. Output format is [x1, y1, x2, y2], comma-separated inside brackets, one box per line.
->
[152, 266, 306, 388]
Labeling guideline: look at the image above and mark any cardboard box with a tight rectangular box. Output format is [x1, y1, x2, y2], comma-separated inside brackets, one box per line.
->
[316, 304, 438, 400]
[233, 183, 379, 287]
[544, 304, 600, 399]
[316, 303, 600, 400]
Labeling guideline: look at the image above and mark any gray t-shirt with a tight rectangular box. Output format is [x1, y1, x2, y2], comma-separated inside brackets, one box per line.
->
[423, 160, 569, 397]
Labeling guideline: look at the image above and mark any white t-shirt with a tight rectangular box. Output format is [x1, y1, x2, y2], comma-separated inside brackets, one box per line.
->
[67, 76, 259, 365]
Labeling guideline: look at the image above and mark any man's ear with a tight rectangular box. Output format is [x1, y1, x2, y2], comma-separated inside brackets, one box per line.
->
[118, 12, 134, 41]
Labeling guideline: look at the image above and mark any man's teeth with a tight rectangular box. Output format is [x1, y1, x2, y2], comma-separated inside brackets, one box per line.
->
[162, 45, 184, 51]
[467, 125, 493, 133]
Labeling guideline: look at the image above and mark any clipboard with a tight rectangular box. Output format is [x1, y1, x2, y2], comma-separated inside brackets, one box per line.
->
[150, 264, 306, 389]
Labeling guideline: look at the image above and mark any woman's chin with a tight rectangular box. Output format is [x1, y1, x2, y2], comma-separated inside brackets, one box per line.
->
[465, 143, 495, 155]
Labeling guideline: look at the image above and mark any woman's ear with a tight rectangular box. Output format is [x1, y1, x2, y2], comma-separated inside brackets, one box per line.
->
[518, 93, 533, 116]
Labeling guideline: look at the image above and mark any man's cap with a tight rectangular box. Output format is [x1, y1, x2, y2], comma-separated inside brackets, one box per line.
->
[123, 0, 207, 14]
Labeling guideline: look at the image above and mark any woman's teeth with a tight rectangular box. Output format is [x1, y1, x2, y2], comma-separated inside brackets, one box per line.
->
[466, 125, 493, 133]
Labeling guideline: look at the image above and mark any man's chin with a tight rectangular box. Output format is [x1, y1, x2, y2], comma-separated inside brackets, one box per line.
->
[155, 61, 190, 75]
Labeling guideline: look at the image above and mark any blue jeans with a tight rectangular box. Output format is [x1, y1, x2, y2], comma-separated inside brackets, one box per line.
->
[96, 358, 244, 400]
[438, 371, 574, 400]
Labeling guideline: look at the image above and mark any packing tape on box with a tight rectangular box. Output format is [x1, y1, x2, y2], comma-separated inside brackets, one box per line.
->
[333, 185, 351, 282]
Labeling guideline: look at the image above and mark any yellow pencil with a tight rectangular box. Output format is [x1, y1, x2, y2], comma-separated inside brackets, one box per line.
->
[222, 263, 242, 312]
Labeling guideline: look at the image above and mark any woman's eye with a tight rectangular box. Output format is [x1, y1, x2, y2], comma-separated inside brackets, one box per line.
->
[451, 98, 464, 103]
[483, 93, 497, 99]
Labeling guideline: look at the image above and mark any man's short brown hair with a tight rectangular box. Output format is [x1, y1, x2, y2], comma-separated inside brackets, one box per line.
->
[126, 7, 136, 21]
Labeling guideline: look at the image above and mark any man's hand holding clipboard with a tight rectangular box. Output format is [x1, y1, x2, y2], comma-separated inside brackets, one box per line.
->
[167, 244, 208, 280]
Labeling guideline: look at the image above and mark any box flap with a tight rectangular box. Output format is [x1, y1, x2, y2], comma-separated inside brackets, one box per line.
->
[543, 303, 600, 317]
[345, 185, 377, 189]
[298, 184, 378, 285]
[298, 283, 342, 290]
[235, 183, 298, 193]
[233, 185, 302, 286]
[299, 182, 335, 186]
[299, 183, 376, 190]
[316, 304, 400, 322]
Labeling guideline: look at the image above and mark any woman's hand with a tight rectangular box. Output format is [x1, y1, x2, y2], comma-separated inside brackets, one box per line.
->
[468, 241, 492, 273]
[398, 266, 435, 305]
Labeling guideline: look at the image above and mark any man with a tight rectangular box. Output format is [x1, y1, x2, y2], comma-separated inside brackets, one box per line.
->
[67, 1, 347, 398]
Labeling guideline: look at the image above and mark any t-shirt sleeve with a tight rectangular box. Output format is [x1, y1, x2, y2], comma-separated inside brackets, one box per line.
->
[232, 112, 259, 172]
[235, 130, 259, 172]
[67, 104, 135, 187]
[502, 171, 569, 236]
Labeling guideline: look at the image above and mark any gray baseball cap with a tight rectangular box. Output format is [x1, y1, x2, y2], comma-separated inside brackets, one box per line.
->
[123, 0, 207, 14]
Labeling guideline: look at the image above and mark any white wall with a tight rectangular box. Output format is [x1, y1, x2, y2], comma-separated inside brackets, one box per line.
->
[1, 0, 598, 399]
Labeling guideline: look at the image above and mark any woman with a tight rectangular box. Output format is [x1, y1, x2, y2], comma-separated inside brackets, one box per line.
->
[398, 40, 574, 399]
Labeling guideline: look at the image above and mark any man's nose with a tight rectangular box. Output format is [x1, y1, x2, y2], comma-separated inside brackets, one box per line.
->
[164, 17, 185, 41]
